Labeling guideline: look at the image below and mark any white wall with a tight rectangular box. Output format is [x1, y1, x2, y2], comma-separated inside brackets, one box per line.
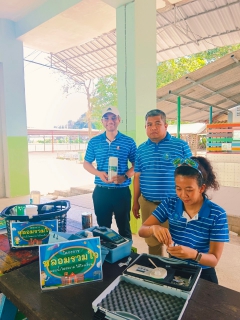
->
[0, 63, 6, 198]
[207, 153, 240, 187]
[28, 143, 87, 152]
[231, 106, 240, 123]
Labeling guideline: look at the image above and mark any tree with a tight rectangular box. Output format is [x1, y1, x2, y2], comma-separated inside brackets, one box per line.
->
[91, 45, 240, 114]
[56, 44, 240, 128]
[57, 72, 96, 138]
[157, 44, 240, 88]
[91, 75, 118, 129]
[73, 113, 96, 129]
[92, 75, 118, 108]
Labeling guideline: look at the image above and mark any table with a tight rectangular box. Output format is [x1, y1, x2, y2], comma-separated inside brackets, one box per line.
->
[0, 254, 240, 320]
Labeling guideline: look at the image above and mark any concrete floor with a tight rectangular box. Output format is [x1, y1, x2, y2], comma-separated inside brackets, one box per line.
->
[0, 152, 240, 293]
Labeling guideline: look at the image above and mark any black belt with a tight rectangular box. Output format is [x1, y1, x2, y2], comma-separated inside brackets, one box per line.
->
[96, 185, 128, 190]
[143, 196, 161, 205]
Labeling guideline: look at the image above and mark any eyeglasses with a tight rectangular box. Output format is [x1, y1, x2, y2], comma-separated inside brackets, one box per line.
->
[173, 158, 203, 179]
[102, 116, 118, 121]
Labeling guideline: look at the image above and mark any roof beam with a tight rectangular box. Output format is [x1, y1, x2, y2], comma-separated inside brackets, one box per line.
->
[157, 55, 240, 102]
[169, 90, 233, 114]
[57, 37, 116, 62]
[102, 0, 134, 9]
[157, 0, 240, 32]
[157, 29, 240, 56]
[186, 77, 239, 105]
[161, 79, 240, 116]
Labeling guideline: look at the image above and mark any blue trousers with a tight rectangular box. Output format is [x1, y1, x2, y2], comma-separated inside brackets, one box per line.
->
[200, 267, 218, 284]
[92, 185, 132, 239]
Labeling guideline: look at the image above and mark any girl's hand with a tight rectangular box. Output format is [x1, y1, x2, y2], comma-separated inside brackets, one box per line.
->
[150, 225, 172, 246]
[167, 245, 197, 260]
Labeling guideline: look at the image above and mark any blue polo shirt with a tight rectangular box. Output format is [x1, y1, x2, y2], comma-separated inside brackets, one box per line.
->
[84, 131, 137, 187]
[134, 132, 192, 201]
[152, 197, 229, 269]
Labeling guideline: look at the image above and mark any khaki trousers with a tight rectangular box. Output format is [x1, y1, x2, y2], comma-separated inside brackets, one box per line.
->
[139, 195, 169, 255]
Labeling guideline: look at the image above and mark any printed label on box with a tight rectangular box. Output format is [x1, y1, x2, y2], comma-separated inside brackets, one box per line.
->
[221, 143, 232, 151]
[10, 219, 58, 247]
[39, 237, 102, 290]
[233, 130, 240, 141]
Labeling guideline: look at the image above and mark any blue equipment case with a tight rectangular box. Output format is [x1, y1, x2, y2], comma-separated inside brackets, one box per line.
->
[103, 238, 132, 264]
[75, 227, 133, 264]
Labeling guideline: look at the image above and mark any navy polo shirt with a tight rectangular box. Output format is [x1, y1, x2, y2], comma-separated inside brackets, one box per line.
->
[84, 131, 137, 187]
[134, 132, 192, 202]
[152, 197, 229, 268]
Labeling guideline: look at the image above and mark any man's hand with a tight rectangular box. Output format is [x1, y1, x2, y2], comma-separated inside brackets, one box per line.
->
[98, 171, 109, 183]
[132, 202, 141, 219]
[167, 245, 197, 260]
[111, 175, 126, 184]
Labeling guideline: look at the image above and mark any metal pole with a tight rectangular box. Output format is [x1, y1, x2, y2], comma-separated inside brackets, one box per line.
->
[177, 96, 181, 138]
[209, 106, 212, 124]
[52, 133, 54, 152]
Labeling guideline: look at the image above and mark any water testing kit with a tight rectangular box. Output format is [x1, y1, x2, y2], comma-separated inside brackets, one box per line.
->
[92, 253, 202, 320]
[75, 227, 133, 264]
[48, 226, 132, 264]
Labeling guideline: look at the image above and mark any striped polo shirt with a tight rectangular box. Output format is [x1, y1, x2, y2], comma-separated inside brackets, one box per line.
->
[84, 131, 137, 187]
[134, 132, 192, 202]
[152, 196, 229, 269]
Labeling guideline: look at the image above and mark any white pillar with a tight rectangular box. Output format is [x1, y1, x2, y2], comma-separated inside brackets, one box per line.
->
[117, 0, 156, 142]
[0, 19, 30, 197]
[116, 0, 156, 232]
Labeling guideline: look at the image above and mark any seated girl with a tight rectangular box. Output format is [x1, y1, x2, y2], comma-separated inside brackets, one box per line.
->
[138, 156, 229, 284]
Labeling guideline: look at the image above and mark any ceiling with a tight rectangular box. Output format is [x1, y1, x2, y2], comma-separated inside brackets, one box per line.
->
[48, 0, 240, 82]
[0, 0, 48, 21]
[0, 0, 117, 52]
[156, 49, 240, 122]
[1, 0, 240, 123]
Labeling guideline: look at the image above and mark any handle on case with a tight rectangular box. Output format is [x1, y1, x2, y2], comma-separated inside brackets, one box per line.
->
[0, 205, 18, 217]
[93, 309, 107, 319]
[115, 311, 142, 319]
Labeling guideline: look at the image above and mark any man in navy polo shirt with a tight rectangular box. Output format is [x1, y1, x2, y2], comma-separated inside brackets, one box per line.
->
[83, 106, 137, 239]
[132, 109, 192, 255]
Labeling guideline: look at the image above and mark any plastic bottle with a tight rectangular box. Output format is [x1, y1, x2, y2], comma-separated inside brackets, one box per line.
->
[108, 157, 118, 180]
[30, 190, 41, 204]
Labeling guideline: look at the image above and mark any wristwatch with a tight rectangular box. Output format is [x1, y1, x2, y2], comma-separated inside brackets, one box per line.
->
[195, 251, 202, 263]
[124, 174, 129, 180]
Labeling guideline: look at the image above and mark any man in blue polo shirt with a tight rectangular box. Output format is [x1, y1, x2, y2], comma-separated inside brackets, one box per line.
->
[83, 106, 137, 239]
[132, 109, 192, 255]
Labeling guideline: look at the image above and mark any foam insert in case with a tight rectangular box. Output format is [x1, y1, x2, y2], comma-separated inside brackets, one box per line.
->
[92, 253, 201, 320]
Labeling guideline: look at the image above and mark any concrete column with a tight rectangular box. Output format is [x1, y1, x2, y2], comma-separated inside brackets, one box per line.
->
[116, 1, 156, 232]
[117, 0, 156, 142]
[0, 19, 30, 197]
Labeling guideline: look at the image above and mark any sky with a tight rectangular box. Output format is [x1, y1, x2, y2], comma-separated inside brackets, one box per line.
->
[24, 48, 88, 129]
